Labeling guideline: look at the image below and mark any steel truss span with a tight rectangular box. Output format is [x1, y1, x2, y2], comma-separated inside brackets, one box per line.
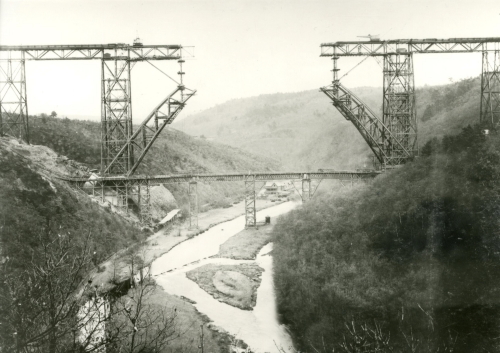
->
[59, 170, 379, 186]
[60, 170, 379, 226]
[0, 42, 195, 176]
[320, 37, 500, 168]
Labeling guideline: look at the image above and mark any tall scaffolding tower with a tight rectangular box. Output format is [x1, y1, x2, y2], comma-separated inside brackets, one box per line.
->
[320, 37, 500, 168]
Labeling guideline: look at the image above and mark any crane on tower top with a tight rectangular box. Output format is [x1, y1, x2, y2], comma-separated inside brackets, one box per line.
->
[357, 34, 381, 42]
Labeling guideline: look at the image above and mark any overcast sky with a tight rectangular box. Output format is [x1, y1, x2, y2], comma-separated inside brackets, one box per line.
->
[1, 0, 499, 121]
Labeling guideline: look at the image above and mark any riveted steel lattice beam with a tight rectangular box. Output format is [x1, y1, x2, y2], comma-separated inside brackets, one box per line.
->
[0, 44, 187, 61]
[320, 37, 500, 56]
[59, 170, 380, 185]
[0, 51, 29, 141]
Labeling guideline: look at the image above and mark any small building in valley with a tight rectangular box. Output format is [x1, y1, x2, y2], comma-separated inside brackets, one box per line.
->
[264, 181, 293, 196]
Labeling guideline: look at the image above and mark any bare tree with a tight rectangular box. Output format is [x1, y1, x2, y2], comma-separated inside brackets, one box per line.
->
[110, 250, 180, 353]
[1, 229, 185, 353]
[1, 231, 116, 353]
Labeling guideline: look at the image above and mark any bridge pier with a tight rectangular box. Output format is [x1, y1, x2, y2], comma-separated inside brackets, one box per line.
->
[480, 50, 500, 126]
[0, 50, 29, 142]
[188, 181, 198, 229]
[245, 176, 256, 227]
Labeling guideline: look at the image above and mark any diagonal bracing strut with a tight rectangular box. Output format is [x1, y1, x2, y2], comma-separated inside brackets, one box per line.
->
[103, 85, 196, 176]
[321, 82, 412, 167]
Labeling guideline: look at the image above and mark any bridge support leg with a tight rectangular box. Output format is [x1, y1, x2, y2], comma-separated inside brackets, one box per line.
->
[189, 181, 198, 229]
[480, 50, 500, 126]
[245, 176, 256, 227]
[101, 57, 133, 175]
[112, 180, 129, 214]
[301, 176, 311, 203]
[0, 51, 29, 142]
[383, 54, 417, 167]
[137, 181, 152, 225]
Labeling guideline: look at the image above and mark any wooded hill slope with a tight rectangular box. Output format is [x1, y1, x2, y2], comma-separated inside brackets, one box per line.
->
[175, 77, 480, 170]
[272, 123, 500, 352]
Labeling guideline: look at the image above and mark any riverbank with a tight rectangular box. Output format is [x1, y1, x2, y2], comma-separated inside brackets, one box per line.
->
[89, 198, 284, 291]
[150, 201, 297, 352]
[217, 223, 275, 260]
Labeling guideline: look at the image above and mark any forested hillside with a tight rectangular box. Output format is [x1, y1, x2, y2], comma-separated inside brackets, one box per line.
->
[0, 138, 146, 349]
[27, 115, 279, 209]
[175, 78, 480, 170]
[272, 122, 500, 352]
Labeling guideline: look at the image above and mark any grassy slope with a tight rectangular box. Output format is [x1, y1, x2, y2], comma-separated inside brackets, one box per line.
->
[271, 124, 500, 352]
[0, 138, 144, 269]
[175, 78, 480, 170]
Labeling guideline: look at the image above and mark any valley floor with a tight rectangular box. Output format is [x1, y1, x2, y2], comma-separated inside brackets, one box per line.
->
[92, 198, 287, 352]
[90, 198, 283, 291]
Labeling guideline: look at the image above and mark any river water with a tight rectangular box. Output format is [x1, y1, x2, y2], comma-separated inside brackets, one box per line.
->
[150, 201, 298, 353]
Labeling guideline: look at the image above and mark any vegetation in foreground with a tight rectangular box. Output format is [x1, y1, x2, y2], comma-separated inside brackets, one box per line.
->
[272, 123, 500, 352]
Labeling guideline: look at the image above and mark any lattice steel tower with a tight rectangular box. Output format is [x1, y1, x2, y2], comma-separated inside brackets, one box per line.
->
[320, 37, 500, 168]
[481, 50, 500, 126]
[0, 51, 29, 142]
[382, 54, 417, 165]
[101, 55, 133, 175]
[0, 43, 195, 178]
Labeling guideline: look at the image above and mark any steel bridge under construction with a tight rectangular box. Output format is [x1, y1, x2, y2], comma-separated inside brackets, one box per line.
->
[0, 41, 380, 227]
[60, 170, 379, 228]
[320, 37, 500, 169]
[0, 42, 196, 176]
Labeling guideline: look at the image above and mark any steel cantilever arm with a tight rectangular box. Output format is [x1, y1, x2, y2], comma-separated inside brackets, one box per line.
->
[103, 86, 196, 176]
[320, 83, 411, 165]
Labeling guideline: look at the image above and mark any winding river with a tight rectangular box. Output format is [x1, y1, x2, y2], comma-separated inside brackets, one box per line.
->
[150, 201, 298, 352]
